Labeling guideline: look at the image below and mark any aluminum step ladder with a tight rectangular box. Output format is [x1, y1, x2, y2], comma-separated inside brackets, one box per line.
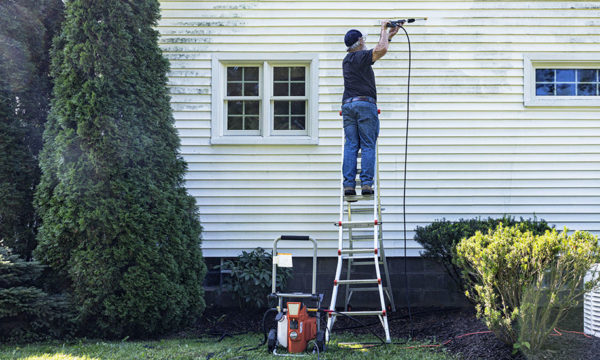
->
[326, 114, 394, 343]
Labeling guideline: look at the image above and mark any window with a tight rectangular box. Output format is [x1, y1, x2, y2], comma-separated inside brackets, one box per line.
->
[212, 54, 319, 144]
[524, 54, 600, 107]
[535, 69, 599, 97]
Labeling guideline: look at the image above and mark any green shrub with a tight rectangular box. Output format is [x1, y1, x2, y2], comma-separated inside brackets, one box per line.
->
[219, 248, 292, 309]
[0, 246, 75, 342]
[414, 216, 551, 295]
[34, 0, 206, 338]
[455, 224, 600, 353]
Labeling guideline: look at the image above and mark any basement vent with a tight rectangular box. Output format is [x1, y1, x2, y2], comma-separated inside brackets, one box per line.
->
[584, 264, 600, 338]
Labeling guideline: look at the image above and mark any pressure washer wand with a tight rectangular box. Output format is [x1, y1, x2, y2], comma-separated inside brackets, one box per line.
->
[386, 18, 427, 27]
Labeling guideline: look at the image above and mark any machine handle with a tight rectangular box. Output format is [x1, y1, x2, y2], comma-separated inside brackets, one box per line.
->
[280, 235, 310, 241]
[273, 235, 318, 296]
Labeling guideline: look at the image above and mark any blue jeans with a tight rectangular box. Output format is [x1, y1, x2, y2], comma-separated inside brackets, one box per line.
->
[341, 101, 379, 188]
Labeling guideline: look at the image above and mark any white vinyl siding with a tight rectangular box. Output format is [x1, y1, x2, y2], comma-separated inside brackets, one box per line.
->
[158, 1, 600, 257]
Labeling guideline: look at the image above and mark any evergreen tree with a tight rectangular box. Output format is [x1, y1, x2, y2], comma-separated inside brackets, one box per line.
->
[0, 246, 75, 342]
[35, 0, 206, 338]
[0, 0, 64, 259]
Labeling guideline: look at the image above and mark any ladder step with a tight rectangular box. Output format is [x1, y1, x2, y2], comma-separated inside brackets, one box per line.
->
[348, 235, 374, 241]
[350, 261, 382, 266]
[336, 278, 380, 285]
[342, 254, 375, 260]
[347, 207, 373, 214]
[347, 206, 385, 212]
[336, 220, 379, 229]
[340, 248, 376, 255]
[349, 287, 384, 292]
[344, 195, 374, 202]
[334, 310, 385, 316]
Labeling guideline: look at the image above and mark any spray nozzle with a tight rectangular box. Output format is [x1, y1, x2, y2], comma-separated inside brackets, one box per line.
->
[386, 18, 427, 27]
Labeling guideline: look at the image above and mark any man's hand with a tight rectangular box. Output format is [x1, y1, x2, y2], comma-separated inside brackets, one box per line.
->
[373, 20, 392, 62]
[388, 21, 401, 40]
[381, 20, 390, 32]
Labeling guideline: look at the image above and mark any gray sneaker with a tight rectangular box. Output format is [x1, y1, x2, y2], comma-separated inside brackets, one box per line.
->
[361, 185, 374, 196]
[344, 187, 356, 196]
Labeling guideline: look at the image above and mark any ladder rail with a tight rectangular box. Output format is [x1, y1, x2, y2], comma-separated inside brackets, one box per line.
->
[328, 117, 347, 334]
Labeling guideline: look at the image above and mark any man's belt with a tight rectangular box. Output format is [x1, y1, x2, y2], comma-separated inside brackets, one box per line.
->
[342, 96, 376, 105]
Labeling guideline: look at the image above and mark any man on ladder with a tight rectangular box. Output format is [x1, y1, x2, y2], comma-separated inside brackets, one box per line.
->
[326, 20, 402, 344]
[341, 20, 400, 196]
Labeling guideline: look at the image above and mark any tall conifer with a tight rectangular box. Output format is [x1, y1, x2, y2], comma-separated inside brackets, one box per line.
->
[35, 0, 206, 337]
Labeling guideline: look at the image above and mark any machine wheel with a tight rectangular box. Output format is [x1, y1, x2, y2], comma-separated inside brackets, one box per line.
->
[315, 329, 326, 353]
[267, 329, 277, 353]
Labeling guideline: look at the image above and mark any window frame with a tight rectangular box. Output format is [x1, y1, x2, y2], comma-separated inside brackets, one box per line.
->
[211, 53, 319, 145]
[523, 53, 600, 107]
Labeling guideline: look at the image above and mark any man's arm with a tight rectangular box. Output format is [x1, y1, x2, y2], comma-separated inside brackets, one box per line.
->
[372, 20, 400, 63]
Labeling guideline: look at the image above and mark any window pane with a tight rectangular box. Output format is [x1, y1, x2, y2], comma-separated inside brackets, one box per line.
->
[577, 84, 596, 96]
[291, 101, 305, 115]
[244, 82, 259, 96]
[536, 84, 554, 96]
[274, 67, 289, 81]
[536, 69, 554, 82]
[227, 67, 242, 81]
[556, 69, 575, 82]
[227, 83, 242, 96]
[290, 83, 305, 96]
[274, 101, 289, 115]
[578, 69, 596, 83]
[245, 101, 259, 115]
[274, 116, 289, 130]
[291, 116, 306, 130]
[244, 101, 259, 115]
[244, 67, 259, 81]
[227, 116, 243, 130]
[290, 67, 305, 81]
[556, 83, 575, 96]
[274, 83, 288, 96]
[245, 116, 259, 130]
[228, 100, 243, 115]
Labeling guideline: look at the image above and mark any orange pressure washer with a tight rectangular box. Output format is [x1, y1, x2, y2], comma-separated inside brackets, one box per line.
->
[267, 235, 326, 355]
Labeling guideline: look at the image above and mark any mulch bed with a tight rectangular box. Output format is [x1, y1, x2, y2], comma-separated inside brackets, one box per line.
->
[192, 306, 600, 359]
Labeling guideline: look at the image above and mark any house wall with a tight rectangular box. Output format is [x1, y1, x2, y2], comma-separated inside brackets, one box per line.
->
[157, 1, 600, 258]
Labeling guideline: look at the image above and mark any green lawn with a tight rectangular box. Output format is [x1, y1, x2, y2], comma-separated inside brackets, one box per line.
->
[0, 334, 456, 360]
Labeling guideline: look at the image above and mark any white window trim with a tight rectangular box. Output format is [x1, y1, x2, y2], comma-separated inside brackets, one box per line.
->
[523, 53, 600, 107]
[211, 53, 319, 145]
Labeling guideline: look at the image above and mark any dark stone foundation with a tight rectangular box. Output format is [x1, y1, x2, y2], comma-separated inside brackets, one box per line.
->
[204, 257, 470, 309]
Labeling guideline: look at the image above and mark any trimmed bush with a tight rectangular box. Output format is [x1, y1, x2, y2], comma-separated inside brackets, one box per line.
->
[0, 246, 75, 342]
[34, 0, 206, 338]
[220, 248, 292, 309]
[456, 224, 600, 353]
[414, 216, 552, 295]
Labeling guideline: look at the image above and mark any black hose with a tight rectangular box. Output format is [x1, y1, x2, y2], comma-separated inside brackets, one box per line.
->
[206, 307, 278, 359]
[242, 307, 278, 351]
[328, 307, 461, 332]
[398, 24, 414, 339]
[321, 309, 386, 347]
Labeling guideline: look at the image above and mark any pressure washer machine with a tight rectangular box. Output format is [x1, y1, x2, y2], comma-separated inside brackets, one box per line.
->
[267, 235, 326, 355]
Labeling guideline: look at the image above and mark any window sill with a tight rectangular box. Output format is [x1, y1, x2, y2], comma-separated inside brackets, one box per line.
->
[210, 135, 319, 145]
[524, 97, 600, 107]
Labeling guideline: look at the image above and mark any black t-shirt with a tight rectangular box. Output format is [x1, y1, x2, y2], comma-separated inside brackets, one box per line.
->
[342, 49, 376, 102]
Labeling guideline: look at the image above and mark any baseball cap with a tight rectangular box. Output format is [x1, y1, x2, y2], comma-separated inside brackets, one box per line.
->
[344, 29, 362, 47]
